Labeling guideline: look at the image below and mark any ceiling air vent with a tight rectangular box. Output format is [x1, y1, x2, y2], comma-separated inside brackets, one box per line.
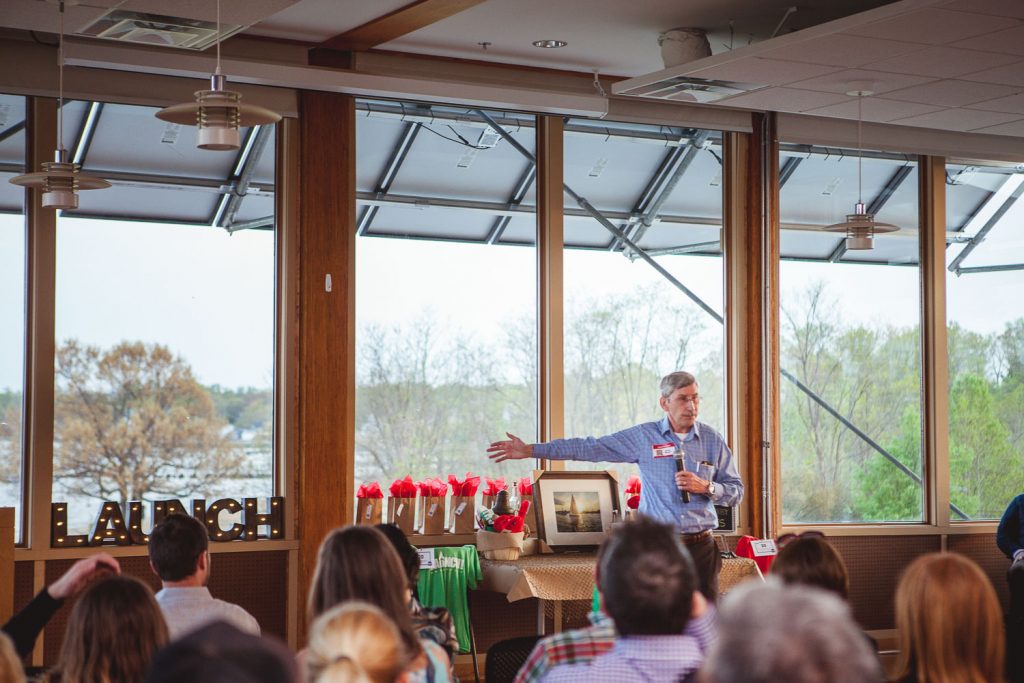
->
[76, 10, 243, 50]
[615, 76, 764, 104]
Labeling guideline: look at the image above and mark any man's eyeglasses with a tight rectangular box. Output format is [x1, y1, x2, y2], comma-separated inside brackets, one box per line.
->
[673, 395, 700, 405]
[776, 530, 825, 549]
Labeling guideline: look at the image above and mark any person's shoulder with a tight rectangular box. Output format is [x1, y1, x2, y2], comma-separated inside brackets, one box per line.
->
[695, 421, 725, 441]
[211, 598, 260, 633]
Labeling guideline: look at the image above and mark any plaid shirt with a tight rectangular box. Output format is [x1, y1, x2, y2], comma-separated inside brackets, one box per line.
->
[543, 608, 716, 683]
[515, 608, 716, 683]
[513, 612, 616, 683]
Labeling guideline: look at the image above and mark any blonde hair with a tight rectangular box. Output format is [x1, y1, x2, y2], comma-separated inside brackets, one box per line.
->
[0, 632, 25, 683]
[893, 553, 1005, 683]
[307, 602, 408, 683]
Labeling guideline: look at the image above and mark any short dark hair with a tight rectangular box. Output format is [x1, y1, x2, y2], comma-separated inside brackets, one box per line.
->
[598, 515, 697, 636]
[772, 536, 849, 600]
[148, 514, 209, 582]
[145, 620, 296, 683]
[375, 523, 420, 590]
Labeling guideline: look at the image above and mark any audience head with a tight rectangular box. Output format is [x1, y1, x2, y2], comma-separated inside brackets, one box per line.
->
[307, 602, 408, 683]
[772, 533, 849, 600]
[704, 579, 880, 683]
[894, 552, 1005, 683]
[58, 575, 168, 683]
[145, 621, 296, 683]
[148, 513, 209, 582]
[308, 525, 420, 656]
[0, 633, 25, 683]
[375, 523, 420, 592]
[597, 515, 697, 636]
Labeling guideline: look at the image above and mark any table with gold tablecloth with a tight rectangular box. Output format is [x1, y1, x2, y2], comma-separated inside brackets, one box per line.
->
[479, 552, 598, 633]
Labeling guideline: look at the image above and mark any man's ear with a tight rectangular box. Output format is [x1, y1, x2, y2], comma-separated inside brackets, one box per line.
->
[196, 550, 209, 573]
[659, 395, 669, 412]
[149, 560, 159, 577]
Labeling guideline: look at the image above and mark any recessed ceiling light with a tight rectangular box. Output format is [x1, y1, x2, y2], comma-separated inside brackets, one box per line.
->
[533, 39, 567, 48]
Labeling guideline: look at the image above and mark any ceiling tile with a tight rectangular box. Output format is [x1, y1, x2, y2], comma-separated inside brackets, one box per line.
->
[864, 45, 1020, 78]
[963, 61, 1024, 87]
[844, 8, 1018, 44]
[715, 87, 850, 112]
[882, 79, 1019, 107]
[762, 33, 922, 68]
[888, 108, 1022, 131]
[939, 0, 1024, 20]
[686, 58, 841, 87]
[952, 24, 1024, 56]
[787, 69, 935, 95]
[970, 119, 1024, 136]
[805, 98, 944, 122]
[965, 92, 1024, 114]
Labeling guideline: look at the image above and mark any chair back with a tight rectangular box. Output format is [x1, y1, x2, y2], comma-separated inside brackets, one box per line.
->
[484, 635, 541, 683]
[719, 556, 764, 598]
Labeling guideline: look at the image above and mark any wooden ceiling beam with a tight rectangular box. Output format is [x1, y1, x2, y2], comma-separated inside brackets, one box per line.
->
[317, 0, 485, 52]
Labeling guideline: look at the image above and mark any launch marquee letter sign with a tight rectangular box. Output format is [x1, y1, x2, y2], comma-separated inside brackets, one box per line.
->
[51, 496, 285, 547]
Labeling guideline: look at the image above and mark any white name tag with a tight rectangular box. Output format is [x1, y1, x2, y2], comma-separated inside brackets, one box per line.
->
[396, 503, 405, 517]
[750, 539, 777, 557]
[428, 502, 439, 517]
[652, 442, 675, 458]
[417, 548, 436, 570]
[363, 502, 374, 519]
[454, 502, 467, 516]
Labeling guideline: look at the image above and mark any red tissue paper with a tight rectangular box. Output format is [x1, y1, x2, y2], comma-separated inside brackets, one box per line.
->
[356, 482, 384, 499]
[389, 476, 417, 498]
[448, 473, 481, 497]
[482, 477, 506, 496]
[417, 477, 448, 497]
[492, 499, 531, 533]
[625, 475, 641, 509]
[517, 477, 533, 495]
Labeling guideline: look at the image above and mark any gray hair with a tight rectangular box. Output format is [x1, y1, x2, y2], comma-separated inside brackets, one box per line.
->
[704, 579, 881, 683]
[660, 371, 697, 398]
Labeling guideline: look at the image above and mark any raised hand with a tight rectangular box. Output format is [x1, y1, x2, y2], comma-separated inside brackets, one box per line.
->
[486, 432, 533, 462]
[48, 552, 120, 600]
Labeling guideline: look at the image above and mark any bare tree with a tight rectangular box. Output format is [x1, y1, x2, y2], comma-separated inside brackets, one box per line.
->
[53, 340, 244, 505]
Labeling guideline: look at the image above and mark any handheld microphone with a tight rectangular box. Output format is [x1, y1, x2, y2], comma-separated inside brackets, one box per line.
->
[674, 445, 690, 503]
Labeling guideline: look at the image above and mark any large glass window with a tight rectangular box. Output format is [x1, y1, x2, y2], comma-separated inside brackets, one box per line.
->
[0, 94, 26, 540]
[779, 144, 922, 524]
[562, 121, 725, 487]
[354, 100, 538, 490]
[51, 101, 276, 535]
[946, 162, 1024, 520]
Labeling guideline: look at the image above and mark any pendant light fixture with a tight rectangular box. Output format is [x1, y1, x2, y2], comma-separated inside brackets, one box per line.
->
[9, 1, 110, 209]
[823, 89, 898, 250]
[155, 0, 280, 151]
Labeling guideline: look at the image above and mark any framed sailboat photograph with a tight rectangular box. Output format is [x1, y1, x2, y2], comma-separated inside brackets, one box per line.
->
[533, 470, 621, 551]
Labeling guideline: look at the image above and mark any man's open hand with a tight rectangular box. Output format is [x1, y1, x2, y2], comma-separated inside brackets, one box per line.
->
[487, 432, 533, 462]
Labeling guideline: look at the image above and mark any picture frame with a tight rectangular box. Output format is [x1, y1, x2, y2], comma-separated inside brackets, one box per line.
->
[532, 470, 621, 551]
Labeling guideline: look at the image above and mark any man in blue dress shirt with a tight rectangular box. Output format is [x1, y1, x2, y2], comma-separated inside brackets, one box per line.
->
[488, 371, 743, 600]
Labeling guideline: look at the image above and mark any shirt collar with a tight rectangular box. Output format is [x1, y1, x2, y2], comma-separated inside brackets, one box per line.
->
[659, 416, 701, 441]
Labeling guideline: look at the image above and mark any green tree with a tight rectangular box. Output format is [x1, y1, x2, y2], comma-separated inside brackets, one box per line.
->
[53, 340, 245, 505]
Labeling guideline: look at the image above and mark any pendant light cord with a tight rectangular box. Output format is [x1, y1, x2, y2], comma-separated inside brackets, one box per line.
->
[857, 94, 863, 205]
[215, 0, 222, 76]
[57, 0, 64, 153]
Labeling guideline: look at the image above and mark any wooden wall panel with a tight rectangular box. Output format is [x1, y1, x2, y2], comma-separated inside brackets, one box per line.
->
[828, 535, 940, 631]
[948, 534, 1011, 613]
[296, 91, 357, 640]
[40, 552, 289, 665]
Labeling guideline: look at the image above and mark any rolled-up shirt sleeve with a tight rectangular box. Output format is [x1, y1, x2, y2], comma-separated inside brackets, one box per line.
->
[710, 439, 743, 508]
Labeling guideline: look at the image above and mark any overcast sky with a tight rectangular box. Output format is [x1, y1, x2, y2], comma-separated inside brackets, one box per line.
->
[1, 205, 1022, 392]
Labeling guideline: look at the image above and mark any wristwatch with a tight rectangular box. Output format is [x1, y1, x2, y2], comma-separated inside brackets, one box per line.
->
[707, 481, 716, 497]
